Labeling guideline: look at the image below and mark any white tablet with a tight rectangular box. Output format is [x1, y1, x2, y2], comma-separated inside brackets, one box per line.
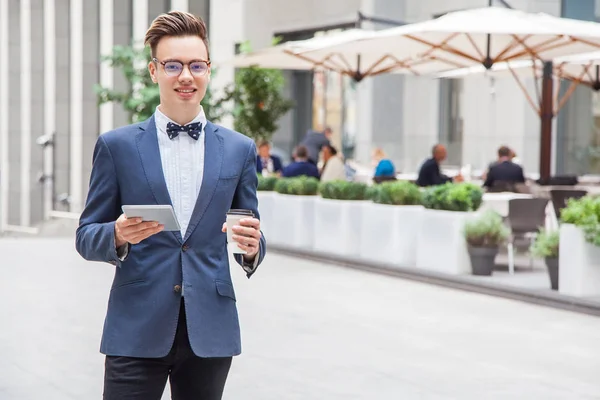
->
[121, 205, 181, 231]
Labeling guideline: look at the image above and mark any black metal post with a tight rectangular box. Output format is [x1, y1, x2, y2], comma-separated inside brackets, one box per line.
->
[540, 62, 554, 181]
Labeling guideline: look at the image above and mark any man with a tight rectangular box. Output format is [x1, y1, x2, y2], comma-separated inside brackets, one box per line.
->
[255, 139, 282, 176]
[76, 11, 266, 400]
[319, 144, 346, 182]
[483, 145, 525, 188]
[300, 126, 332, 164]
[281, 145, 320, 179]
[416, 144, 463, 187]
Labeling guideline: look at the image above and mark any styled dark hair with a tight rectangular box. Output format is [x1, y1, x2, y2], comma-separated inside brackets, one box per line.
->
[295, 145, 308, 159]
[323, 144, 337, 156]
[498, 146, 511, 157]
[256, 139, 270, 148]
[144, 11, 210, 59]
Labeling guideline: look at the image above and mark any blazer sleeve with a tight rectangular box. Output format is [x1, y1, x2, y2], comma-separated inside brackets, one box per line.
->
[231, 142, 267, 278]
[272, 155, 283, 172]
[75, 136, 125, 267]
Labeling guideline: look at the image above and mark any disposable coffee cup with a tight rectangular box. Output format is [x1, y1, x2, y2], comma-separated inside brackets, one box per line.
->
[226, 209, 254, 254]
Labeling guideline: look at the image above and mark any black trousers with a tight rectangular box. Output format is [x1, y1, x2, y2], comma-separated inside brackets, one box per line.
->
[103, 300, 232, 400]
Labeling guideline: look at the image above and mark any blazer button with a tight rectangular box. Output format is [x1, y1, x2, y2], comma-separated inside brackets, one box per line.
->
[174, 285, 182, 293]
[182, 244, 189, 252]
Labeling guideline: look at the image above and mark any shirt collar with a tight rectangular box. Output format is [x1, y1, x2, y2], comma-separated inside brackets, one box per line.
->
[154, 105, 207, 136]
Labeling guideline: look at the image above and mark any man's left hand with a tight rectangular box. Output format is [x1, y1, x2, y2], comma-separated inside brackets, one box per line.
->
[222, 217, 261, 260]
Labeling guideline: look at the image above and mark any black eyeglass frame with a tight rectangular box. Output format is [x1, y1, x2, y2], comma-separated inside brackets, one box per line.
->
[152, 57, 211, 76]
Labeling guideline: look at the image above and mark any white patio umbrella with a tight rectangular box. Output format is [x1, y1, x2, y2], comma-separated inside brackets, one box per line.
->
[437, 51, 600, 114]
[223, 7, 600, 82]
[223, 29, 384, 80]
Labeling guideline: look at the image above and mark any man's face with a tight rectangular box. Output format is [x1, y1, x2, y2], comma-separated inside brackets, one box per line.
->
[258, 144, 270, 158]
[435, 146, 447, 162]
[148, 35, 210, 109]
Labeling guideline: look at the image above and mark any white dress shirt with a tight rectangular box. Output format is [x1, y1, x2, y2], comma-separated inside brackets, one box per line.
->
[155, 106, 259, 277]
[155, 106, 206, 238]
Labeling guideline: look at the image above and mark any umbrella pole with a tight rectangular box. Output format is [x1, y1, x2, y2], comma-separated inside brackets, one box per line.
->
[539, 61, 553, 181]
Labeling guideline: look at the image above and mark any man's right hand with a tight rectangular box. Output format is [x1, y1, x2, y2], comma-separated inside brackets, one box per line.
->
[114, 214, 164, 247]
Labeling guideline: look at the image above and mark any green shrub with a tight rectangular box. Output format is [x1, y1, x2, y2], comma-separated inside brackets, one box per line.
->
[560, 196, 600, 247]
[463, 210, 510, 247]
[369, 181, 422, 205]
[530, 228, 559, 258]
[257, 175, 278, 191]
[274, 176, 319, 195]
[319, 180, 368, 200]
[423, 182, 483, 212]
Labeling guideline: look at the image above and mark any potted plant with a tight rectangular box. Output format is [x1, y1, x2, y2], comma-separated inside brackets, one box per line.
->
[271, 176, 319, 250]
[360, 181, 424, 269]
[557, 196, 600, 296]
[416, 183, 485, 275]
[256, 175, 279, 237]
[257, 175, 278, 191]
[314, 181, 369, 257]
[463, 210, 510, 276]
[530, 228, 560, 290]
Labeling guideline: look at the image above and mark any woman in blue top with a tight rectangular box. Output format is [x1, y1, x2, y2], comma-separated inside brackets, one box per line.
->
[372, 148, 396, 178]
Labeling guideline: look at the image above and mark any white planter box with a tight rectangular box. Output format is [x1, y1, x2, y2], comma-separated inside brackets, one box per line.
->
[359, 203, 424, 268]
[271, 194, 316, 250]
[415, 209, 474, 275]
[257, 191, 275, 239]
[313, 198, 366, 257]
[559, 224, 600, 297]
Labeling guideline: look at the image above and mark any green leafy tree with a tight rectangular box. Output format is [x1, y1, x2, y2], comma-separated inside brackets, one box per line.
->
[225, 41, 294, 142]
[94, 44, 227, 123]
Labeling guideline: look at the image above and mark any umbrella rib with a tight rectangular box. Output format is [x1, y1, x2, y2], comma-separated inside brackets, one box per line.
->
[556, 66, 588, 113]
[284, 49, 345, 75]
[493, 35, 533, 61]
[531, 60, 542, 106]
[508, 64, 540, 115]
[463, 33, 485, 60]
[422, 55, 469, 69]
[362, 55, 406, 75]
[373, 57, 422, 76]
[321, 54, 354, 75]
[405, 33, 482, 64]
[505, 35, 593, 62]
[505, 34, 547, 62]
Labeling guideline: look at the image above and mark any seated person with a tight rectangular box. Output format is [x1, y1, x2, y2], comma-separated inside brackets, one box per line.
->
[416, 144, 462, 187]
[483, 146, 525, 189]
[372, 148, 396, 178]
[281, 145, 320, 179]
[482, 146, 516, 180]
[256, 139, 283, 176]
[320, 144, 347, 182]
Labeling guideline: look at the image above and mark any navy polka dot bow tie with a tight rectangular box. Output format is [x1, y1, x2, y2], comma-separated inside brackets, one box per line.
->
[166, 121, 203, 140]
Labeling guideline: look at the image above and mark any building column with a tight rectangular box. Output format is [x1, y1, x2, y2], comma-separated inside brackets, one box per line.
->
[0, 0, 8, 232]
[170, 0, 189, 11]
[43, 0, 56, 220]
[20, 0, 32, 226]
[133, 0, 148, 48]
[69, 0, 83, 212]
[99, 0, 114, 135]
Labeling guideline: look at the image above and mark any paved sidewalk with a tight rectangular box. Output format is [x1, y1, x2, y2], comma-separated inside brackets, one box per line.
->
[1, 238, 599, 399]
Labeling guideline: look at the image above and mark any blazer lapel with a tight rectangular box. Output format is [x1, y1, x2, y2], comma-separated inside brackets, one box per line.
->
[183, 122, 224, 242]
[136, 116, 182, 243]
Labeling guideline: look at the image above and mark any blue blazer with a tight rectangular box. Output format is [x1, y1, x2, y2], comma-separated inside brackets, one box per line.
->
[75, 116, 266, 359]
[281, 161, 320, 179]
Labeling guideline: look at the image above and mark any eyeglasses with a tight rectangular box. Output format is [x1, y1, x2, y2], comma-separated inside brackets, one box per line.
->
[152, 58, 211, 77]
